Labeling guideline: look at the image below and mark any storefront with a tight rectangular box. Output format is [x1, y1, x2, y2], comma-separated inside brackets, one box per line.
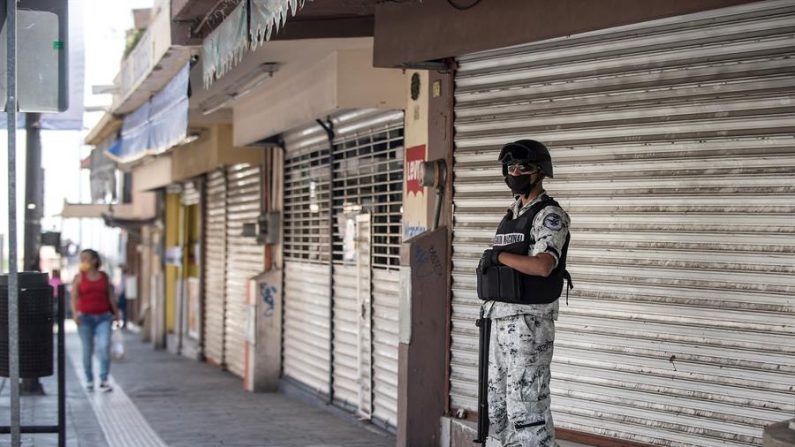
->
[169, 124, 264, 372]
[162, 180, 204, 359]
[281, 109, 405, 431]
[223, 163, 265, 378]
[447, 2, 795, 446]
[203, 169, 227, 366]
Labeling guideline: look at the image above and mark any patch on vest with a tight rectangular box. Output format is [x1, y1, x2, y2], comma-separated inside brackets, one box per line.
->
[494, 233, 525, 246]
[543, 214, 563, 231]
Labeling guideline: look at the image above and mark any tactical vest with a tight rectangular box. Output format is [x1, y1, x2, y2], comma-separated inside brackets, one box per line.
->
[476, 196, 573, 304]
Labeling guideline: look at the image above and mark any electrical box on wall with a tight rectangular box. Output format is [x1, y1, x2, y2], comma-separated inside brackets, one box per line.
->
[258, 211, 281, 245]
[241, 211, 281, 245]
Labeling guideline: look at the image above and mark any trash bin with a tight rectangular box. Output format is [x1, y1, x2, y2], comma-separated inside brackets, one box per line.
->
[0, 272, 54, 378]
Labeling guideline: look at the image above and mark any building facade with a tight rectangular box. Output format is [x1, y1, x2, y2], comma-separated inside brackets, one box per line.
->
[79, 1, 795, 446]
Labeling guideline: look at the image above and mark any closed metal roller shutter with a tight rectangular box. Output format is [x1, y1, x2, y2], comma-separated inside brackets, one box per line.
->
[370, 268, 399, 429]
[203, 170, 226, 365]
[332, 109, 404, 430]
[450, 2, 795, 446]
[283, 124, 332, 395]
[281, 110, 404, 430]
[224, 164, 264, 378]
[331, 263, 362, 408]
[181, 180, 201, 206]
[283, 262, 332, 393]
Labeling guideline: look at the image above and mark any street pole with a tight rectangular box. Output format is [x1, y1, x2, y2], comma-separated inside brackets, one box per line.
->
[22, 111, 44, 395]
[5, 0, 21, 444]
[24, 112, 42, 272]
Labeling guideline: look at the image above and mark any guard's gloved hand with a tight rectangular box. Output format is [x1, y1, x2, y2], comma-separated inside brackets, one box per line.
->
[479, 249, 502, 271]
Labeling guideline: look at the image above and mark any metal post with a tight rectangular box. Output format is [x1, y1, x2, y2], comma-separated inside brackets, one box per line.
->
[5, 0, 21, 445]
[57, 284, 65, 447]
[24, 112, 42, 271]
[316, 118, 335, 404]
[21, 111, 45, 395]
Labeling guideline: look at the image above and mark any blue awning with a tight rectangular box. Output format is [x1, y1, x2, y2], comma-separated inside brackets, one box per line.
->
[113, 63, 189, 164]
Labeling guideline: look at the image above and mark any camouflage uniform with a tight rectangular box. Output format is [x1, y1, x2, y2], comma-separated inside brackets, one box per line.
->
[483, 191, 570, 446]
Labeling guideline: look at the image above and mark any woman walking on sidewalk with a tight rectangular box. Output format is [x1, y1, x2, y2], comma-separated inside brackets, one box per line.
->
[71, 249, 121, 392]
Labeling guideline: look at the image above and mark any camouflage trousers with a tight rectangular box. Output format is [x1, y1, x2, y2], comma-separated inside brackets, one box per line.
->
[488, 314, 556, 447]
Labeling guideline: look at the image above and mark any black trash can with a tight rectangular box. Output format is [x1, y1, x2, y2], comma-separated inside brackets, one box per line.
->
[0, 272, 54, 378]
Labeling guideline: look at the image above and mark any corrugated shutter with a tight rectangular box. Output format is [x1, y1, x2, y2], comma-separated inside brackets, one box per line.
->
[181, 180, 201, 206]
[370, 268, 400, 429]
[203, 170, 226, 365]
[283, 123, 332, 395]
[283, 262, 331, 393]
[224, 164, 264, 378]
[332, 109, 404, 430]
[450, 2, 795, 446]
[331, 264, 362, 408]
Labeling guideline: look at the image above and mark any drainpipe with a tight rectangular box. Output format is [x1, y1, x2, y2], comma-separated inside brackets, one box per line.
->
[316, 117, 335, 404]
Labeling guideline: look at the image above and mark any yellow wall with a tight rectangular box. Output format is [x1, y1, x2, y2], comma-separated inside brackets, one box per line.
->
[164, 192, 181, 333]
[184, 204, 201, 278]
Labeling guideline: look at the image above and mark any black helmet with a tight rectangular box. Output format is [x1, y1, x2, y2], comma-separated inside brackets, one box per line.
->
[498, 139, 554, 178]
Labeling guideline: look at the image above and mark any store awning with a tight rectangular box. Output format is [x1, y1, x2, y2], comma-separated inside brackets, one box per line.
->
[202, 0, 310, 88]
[110, 63, 190, 165]
[60, 202, 136, 219]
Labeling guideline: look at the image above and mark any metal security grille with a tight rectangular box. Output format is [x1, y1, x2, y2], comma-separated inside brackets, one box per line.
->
[450, 2, 795, 447]
[224, 163, 264, 378]
[332, 110, 404, 431]
[283, 144, 331, 263]
[332, 112, 404, 269]
[281, 110, 404, 431]
[203, 170, 226, 366]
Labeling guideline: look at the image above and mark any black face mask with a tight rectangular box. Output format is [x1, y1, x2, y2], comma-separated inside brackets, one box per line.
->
[505, 174, 539, 197]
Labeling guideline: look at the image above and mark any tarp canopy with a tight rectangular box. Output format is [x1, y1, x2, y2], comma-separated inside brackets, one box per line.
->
[110, 63, 189, 164]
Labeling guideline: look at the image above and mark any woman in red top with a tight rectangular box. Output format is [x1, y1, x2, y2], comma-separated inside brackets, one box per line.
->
[71, 249, 120, 392]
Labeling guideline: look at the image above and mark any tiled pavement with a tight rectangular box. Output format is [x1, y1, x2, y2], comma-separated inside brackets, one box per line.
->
[1, 324, 588, 447]
[1, 324, 394, 447]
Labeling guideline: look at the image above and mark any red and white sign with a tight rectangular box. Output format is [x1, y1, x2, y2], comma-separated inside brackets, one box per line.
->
[405, 144, 426, 196]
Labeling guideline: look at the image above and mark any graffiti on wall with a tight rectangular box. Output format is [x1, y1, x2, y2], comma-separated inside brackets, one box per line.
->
[260, 282, 277, 317]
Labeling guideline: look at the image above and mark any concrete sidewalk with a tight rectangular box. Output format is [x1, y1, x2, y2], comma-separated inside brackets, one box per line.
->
[0, 341, 108, 447]
[105, 331, 394, 447]
[2, 325, 588, 447]
[2, 325, 394, 447]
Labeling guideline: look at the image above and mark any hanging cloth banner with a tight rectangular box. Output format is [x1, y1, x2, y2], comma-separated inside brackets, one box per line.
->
[149, 63, 190, 152]
[202, 1, 249, 88]
[250, 0, 310, 49]
[111, 63, 190, 164]
[201, 0, 311, 88]
[116, 101, 151, 162]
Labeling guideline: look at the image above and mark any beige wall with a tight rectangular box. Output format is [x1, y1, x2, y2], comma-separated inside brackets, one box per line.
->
[133, 155, 173, 192]
[336, 48, 407, 110]
[132, 190, 157, 218]
[233, 48, 406, 146]
[171, 124, 263, 182]
[402, 70, 431, 240]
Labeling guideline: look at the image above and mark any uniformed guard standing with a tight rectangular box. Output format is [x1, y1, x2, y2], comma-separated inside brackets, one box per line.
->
[474, 139, 572, 446]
